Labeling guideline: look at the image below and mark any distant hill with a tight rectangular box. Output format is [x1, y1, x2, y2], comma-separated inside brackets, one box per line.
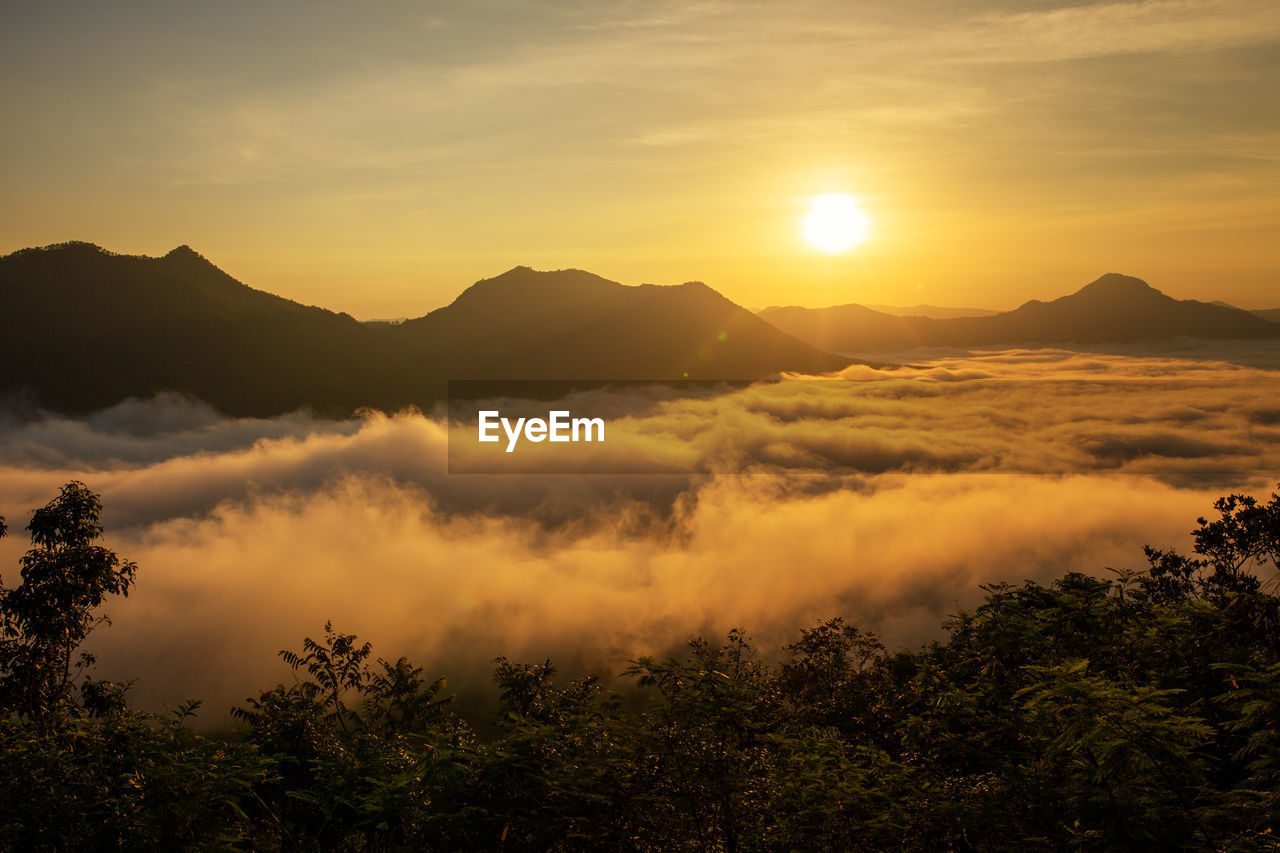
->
[861, 303, 998, 319]
[397, 266, 848, 381]
[0, 243, 848, 416]
[0, 242, 388, 415]
[1253, 307, 1280, 324]
[757, 303, 932, 352]
[759, 273, 1280, 352]
[756, 303, 997, 320]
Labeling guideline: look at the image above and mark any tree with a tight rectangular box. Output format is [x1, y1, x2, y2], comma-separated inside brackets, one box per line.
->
[232, 624, 461, 850]
[0, 481, 136, 723]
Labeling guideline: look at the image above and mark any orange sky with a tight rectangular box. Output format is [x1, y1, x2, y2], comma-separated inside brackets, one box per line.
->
[3, 1, 1278, 318]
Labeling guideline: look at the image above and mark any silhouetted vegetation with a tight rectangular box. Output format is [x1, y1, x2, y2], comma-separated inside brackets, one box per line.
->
[2, 481, 1280, 850]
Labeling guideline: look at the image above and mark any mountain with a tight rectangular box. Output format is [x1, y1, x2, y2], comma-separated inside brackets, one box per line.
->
[758, 273, 1280, 352]
[0, 243, 849, 416]
[757, 303, 933, 352]
[396, 266, 848, 381]
[0, 242, 388, 415]
[755, 303, 997, 320]
[860, 303, 998, 319]
[1253, 307, 1280, 324]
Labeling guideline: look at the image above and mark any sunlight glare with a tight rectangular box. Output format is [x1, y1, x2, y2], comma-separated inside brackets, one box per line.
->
[802, 194, 870, 253]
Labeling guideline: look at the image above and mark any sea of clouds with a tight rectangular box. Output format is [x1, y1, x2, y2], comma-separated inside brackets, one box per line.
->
[1, 342, 1278, 720]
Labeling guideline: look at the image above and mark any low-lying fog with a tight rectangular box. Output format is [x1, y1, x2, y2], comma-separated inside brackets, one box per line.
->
[1, 342, 1278, 721]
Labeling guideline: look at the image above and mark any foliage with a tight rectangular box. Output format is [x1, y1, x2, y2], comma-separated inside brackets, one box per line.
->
[0, 703, 272, 851]
[0, 481, 136, 725]
[3, 480, 1280, 850]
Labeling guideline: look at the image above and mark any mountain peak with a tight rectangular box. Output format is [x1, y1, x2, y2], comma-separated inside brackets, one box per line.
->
[158, 245, 235, 284]
[475, 266, 606, 286]
[761, 271, 1280, 350]
[161, 244, 218, 269]
[476, 265, 536, 283]
[451, 266, 623, 303]
[1075, 273, 1158, 298]
[4, 241, 109, 262]
[52, 240, 108, 253]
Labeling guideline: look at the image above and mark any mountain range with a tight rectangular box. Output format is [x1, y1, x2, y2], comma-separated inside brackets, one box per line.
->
[0, 243, 847, 416]
[3, 244, 1276, 417]
[757, 303, 1000, 320]
[856, 303, 999, 320]
[758, 273, 1280, 353]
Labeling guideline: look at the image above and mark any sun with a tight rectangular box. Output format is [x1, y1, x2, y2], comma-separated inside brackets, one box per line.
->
[802, 193, 870, 253]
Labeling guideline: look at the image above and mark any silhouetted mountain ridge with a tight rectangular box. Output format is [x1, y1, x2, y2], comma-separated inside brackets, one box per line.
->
[759, 273, 1280, 352]
[860, 303, 998, 319]
[0, 242, 382, 414]
[398, 266, 847, 381]
[0, 243, 848, 416]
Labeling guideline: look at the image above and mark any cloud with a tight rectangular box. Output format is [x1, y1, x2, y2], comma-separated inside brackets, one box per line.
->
[0, 392, 362, 468]
[144, 0, 1280, 188]
[0, 344, 1278, 722]
[950, 0, 1280, 64]
[16, 470, 1228, 720]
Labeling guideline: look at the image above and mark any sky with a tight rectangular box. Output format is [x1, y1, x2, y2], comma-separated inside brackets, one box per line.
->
[2, 0, 1278, 318]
